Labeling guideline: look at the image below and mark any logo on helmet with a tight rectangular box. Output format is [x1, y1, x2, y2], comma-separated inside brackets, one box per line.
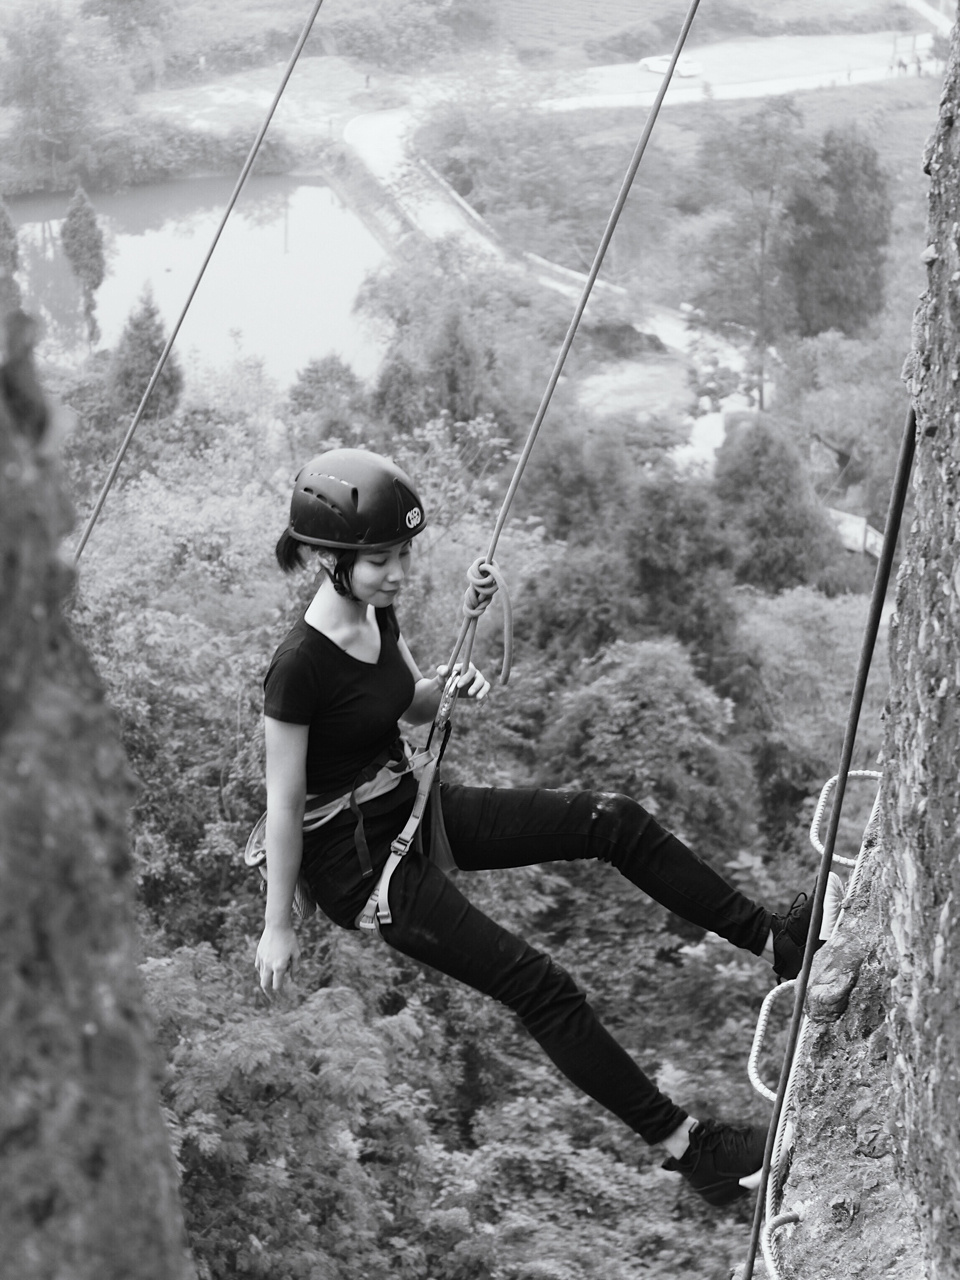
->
[406, 507, 423, 529]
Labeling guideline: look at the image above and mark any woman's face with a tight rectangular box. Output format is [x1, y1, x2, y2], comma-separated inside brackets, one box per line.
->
[349, 540, 413, 606]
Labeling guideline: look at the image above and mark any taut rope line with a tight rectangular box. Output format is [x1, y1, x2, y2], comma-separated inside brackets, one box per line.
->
[73, 0, 327, 562]
[447, 0, 704, 680]
[740, 404, 918, 1280]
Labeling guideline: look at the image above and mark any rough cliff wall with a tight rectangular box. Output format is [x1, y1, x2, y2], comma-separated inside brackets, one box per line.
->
[885, 17, 960, 1269]
[0, 315, 193, 1279]
[769, 24, 960, 1280]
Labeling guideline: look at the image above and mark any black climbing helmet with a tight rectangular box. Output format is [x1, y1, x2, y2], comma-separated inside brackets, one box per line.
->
[288, 448, 427, 551]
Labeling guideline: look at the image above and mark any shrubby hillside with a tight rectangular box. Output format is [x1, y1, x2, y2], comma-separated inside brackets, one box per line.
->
[43, 243, 889, 1273]
[0, 1, 940, 1273]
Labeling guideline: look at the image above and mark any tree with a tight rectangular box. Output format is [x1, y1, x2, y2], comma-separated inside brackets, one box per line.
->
[771, 325, 911, 527]
[357, 237, 571, 438]
[61, 186, 106, 344]
[108, 288, 183, 420]
[624, 465, 740, 660]
[734, 587, 887, 838]
[0, 314, 193, 1278]
[417, 97, 674, 282]
[0, 195, 21, 319]
[712, 417, 841, 593]
[539, 638, 753, 854]
[515, 414, 637, 542]
[289, 354, 364, 417]
[372, 350, 430, 434]
[513, 539, 643, 666]
[0, 5, 98, 170]
[781, 127, 892, 337]
[691, 100, 813, 407]
[81, 0, 170, 47]
[79, 0, 169, 89]
[325, 0, 494, 70]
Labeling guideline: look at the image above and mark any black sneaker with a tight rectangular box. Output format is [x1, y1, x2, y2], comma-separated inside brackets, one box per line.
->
[662, 1119, 767, 1206]
[772, 872, 843, 981]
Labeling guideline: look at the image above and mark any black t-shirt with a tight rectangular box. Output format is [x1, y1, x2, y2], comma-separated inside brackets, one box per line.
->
[263, 606, 416, 796]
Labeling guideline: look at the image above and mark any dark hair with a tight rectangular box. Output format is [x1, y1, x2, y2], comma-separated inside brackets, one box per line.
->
[274, 527, 358, 599]
[330, 549, 358, 598]
[275, 527, 307, 574]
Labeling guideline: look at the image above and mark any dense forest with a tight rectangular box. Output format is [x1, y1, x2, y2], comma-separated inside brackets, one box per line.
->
[0, 0, 948, 1276]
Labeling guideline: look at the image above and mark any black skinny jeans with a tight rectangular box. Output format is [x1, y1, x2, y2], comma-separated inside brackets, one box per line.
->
[375, 785, 772, 1147]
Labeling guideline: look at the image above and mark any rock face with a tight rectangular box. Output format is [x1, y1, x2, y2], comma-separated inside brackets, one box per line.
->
[0, 316, 193, 1279]
[771, 26, 960, 1280]
[885, 23, 960, 1271]
[772, 825, 923, 1280]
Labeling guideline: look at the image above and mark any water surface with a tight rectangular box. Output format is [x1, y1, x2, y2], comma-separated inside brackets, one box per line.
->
[11, 174, 387, 388]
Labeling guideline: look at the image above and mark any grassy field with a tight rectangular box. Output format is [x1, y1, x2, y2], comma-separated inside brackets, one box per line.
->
[0, 0, 938, 50]
[603, 71, 939, 324]
[494, 0, 930, 53]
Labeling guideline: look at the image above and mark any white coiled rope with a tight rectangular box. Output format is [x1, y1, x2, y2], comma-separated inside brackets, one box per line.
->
[747, 773, 883, 1278]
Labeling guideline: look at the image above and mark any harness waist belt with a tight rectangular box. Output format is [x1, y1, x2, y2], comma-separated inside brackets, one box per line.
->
[302, 746, 419, 832]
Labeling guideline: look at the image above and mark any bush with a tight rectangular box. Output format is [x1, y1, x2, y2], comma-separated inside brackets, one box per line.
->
[583, 23, 664, 64]
[108, 287, 183, 419]
[713, 418, 841, 593]
[326, 0, 494, 70]
[540, 637, 752, 853]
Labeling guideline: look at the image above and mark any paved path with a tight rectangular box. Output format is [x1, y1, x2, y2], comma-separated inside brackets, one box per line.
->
[343, 109, 500, 253]
[545, 30, 937, 111]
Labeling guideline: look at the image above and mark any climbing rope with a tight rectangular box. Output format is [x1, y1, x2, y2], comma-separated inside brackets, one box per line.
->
[740, 404, 918, 1280]
[73, 0, 327, 562]
[445, 0, 704, 682]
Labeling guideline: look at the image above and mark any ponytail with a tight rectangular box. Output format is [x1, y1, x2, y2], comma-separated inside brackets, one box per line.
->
[274, 528, 358, 597]
[331, 550, 358, 598]
[275, 527, 306, 574]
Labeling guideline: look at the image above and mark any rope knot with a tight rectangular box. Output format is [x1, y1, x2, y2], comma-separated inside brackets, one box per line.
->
[447, 556, 514, 685]
[462, 556, 502, 619]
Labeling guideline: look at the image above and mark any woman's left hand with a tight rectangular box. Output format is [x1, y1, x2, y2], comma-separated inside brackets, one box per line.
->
[437, 662, 490, 702]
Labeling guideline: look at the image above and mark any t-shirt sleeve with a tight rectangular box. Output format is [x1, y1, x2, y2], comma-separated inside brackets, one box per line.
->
[263, 644, 324, 724]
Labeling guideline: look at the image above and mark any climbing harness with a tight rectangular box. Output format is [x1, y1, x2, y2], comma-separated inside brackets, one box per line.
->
[354, 666, 459, 934]
[739, 406, 918, 1280]
[244, 695, 457, 931]
[73, 0, 327, 562]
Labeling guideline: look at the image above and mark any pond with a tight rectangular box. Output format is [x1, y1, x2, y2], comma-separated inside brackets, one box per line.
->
[10, 174, 388, 389]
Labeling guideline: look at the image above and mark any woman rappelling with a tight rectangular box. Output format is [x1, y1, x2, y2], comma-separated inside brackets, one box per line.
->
[254, 447, 826, 1208]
